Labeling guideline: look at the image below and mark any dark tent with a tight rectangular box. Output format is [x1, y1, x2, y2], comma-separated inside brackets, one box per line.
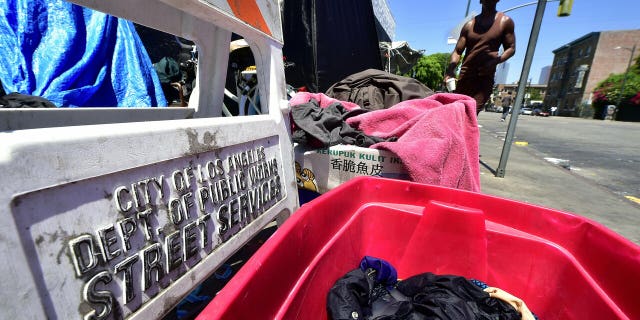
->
[380, 41, 424, 75]
[282, 0, 384, 93]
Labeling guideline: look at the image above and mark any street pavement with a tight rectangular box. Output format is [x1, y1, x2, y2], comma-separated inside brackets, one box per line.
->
[476, 111, 640, 245]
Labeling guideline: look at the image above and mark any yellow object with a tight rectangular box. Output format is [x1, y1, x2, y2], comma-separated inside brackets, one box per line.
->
[558, 0, 574, 17]
[625, 196, 640, 205]
[295, 161, 318, 192]
[515, 141, 528, 146]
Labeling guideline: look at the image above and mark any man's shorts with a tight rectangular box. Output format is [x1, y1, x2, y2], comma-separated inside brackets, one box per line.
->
[455, 76, 494, 113]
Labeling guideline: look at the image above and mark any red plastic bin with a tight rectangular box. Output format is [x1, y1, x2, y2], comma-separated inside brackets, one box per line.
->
[197, 176, 640, 320]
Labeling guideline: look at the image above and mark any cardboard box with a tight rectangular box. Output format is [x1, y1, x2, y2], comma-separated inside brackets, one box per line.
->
[294, 144, 409, 193]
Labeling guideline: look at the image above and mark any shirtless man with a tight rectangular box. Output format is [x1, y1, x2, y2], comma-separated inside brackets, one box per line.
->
[445, 0, 516, 114]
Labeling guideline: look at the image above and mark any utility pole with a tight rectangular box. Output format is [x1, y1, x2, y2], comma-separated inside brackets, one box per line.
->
[495, 0, 547, 178]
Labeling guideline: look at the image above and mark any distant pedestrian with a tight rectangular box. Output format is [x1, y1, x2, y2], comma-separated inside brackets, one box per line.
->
[445, 0, 516, 114]
[500, 92, 512, 121]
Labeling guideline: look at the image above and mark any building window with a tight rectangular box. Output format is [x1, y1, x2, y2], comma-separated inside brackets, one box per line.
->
[574, 64, 588, 89]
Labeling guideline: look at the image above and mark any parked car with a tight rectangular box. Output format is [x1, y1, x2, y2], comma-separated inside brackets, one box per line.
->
[521, 107, 533, 115]
[528, 102, 550, 116]
[484, 104, 496, 112]
[533, 108, 549, 117]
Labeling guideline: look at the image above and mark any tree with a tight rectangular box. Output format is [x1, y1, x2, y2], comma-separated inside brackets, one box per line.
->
[404, 53, 450, 90]
[592, 55, 640, 120]
[592, 73, 640, 107]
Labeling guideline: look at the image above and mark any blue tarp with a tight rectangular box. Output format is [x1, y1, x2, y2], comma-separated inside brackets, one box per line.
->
[0, 0, 167, 107]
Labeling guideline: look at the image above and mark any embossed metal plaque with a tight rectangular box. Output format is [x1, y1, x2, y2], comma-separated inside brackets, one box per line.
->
[11, 137, 284, 319]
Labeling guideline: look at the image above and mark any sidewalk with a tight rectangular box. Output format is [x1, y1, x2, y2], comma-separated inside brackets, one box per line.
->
[477, 117, 640, 245]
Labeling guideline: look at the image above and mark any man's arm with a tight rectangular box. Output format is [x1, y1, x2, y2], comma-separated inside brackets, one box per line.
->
[498, 15, 516, 63]
[446, 22, 469, 79]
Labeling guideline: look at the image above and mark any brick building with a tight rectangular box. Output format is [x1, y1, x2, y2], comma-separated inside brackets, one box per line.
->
[544, 29, 640, 117]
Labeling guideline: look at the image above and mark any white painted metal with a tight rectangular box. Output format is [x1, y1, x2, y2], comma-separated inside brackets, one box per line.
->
[0, 0, 297, 319]
[0, 108, 195, 130]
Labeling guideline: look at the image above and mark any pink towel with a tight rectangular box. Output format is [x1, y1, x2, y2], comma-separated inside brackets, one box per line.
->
[289, 92, 361, 111]
[346, 93, 480, 192]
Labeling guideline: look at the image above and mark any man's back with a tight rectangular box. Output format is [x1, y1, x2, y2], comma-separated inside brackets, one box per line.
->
[502, 95, 512, 107]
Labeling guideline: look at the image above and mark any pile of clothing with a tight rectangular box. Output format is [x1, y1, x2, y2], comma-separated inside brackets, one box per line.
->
[327, 256, 537, 320]
[0, 92, 56, 108]
[289, 92, 395, 149]
[289, 69, 480, 192]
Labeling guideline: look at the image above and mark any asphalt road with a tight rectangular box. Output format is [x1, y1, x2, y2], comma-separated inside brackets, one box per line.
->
[478, 111, 640, 202]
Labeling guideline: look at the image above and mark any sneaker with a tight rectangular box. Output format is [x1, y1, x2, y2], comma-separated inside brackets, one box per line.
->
[500, 118, 505, 122]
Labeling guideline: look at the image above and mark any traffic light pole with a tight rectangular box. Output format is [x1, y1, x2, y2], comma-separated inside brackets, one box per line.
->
[495, 0, 548, 177]
[502, 0, 558, 14]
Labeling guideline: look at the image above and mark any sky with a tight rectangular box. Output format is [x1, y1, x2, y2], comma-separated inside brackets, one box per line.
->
[388, 0, 640, 84]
